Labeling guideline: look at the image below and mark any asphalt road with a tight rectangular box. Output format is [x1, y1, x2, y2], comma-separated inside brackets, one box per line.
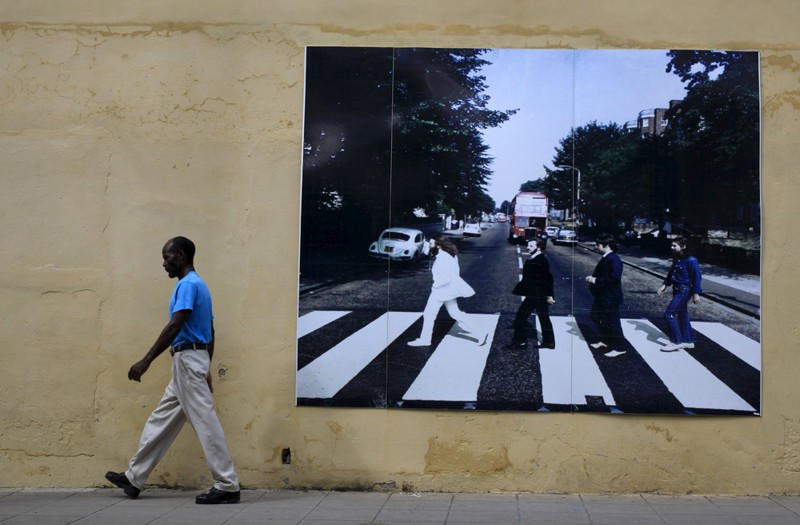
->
[300, 223, 757, 340]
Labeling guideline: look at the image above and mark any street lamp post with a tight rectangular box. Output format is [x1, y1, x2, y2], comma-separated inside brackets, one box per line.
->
[556, 165, 581, 238]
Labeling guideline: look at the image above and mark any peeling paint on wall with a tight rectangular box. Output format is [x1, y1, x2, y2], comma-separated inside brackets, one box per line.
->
[425, 437, 512, 475]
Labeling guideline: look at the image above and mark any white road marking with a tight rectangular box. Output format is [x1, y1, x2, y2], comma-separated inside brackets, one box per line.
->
[403, 314, 500, 402]
[621, 319, 755, 412]
[296, 310, 759, 412]
[693, 322, 761, 371]
[296, 312, 420, 399]
[538, 316, 616, 407]
[296, 310, 350, 338]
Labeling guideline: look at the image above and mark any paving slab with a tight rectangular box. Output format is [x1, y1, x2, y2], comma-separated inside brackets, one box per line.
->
[0, 489, 799, 524]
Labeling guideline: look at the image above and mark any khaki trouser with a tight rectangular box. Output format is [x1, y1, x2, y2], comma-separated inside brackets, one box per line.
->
[125, 349, 239, 492]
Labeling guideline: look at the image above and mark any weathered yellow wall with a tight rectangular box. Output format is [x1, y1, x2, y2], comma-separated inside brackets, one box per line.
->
[1, 0, 798, 494]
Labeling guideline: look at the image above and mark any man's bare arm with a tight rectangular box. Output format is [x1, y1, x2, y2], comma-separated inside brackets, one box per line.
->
[128, 309, 191, 382]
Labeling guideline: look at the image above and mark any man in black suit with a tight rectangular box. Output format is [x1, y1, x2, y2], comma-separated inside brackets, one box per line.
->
[585, 233, 626, 357]
[511, 239, 555, 349]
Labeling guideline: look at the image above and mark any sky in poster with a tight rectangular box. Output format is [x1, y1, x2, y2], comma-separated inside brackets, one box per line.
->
[480, 49, 689, 205]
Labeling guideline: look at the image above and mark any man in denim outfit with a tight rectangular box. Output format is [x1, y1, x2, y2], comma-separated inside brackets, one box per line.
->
[658, 237, 703, 352]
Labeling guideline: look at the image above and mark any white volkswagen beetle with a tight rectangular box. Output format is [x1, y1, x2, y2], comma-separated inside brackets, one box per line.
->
[463, 223, 482, 237]
[368, 227, 427, 261]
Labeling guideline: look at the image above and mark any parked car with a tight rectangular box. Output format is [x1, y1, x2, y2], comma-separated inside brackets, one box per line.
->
[463, 223, 482, 237]
[553, 229, 577, 245]
[368, 228, 427, 261]
[545, 226, 560, 238]
[618, 229, 640, 246]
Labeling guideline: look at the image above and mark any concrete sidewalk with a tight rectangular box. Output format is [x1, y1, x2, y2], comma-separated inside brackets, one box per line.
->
[2, 488, 800, 524]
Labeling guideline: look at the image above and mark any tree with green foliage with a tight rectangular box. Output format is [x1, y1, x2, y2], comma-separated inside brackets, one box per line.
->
[475, 192, 497, 217]
[391, 48, 516, 221]
[519, 179, 547, 193]
[664, 50, 760, 229]
[540, 50, 759, 234]
[590, 134, 678, 230]
[543, 121, 629, 230]
[301, 47, 516, 257]
[302, 47, 395, 252]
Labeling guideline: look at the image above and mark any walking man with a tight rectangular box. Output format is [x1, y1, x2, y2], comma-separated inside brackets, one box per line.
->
[511, 239, 556, 349]
[658, 237, 703, 352]
[408, 237, 486, 347]
[105, 236, 240, 504]
[586, 234, 626, 358]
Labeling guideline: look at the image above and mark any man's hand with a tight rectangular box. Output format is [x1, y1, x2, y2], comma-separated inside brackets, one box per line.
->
[546, 296, 555, 305]
[657, 285, 667, 296]
[128, 359, 151, 382]
[129, 309, 191, 383]
[691, 293, 701, 304]
[206, 372, 214, 393]
[585, 276, 596, 284]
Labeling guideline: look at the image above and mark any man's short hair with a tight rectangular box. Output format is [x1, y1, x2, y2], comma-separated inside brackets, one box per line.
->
[595, 233, 617, 252]
[528, 239, 547, 252]
[168, 236, 196, 262]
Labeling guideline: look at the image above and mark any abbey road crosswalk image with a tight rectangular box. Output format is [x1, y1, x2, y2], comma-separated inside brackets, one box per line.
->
[295, 223, 761, 416]
[297, 47, 761, 415]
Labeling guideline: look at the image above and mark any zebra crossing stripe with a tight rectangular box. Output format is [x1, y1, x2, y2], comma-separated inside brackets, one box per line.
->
[539, 316, 617, 407]
[295, 310, 759, 412]
[297, 310, 350, 339]
[296, 311, 421, 399]
[621, 319, 756, 413]
[402, 314, 500, 402]
[693, 322, 761, 371]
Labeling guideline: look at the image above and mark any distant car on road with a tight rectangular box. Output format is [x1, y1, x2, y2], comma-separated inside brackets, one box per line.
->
[545, 226, 560, 238]
[463, 223, 482, 237]
[553, 229, 577, 245]
[368, 227, 427, 261]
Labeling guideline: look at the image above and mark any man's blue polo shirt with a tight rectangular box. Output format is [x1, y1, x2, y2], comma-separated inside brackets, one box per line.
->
[169, 271, 213, 346]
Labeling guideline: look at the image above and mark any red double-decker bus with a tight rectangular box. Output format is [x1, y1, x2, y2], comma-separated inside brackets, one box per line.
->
[508, 192, 549, 245]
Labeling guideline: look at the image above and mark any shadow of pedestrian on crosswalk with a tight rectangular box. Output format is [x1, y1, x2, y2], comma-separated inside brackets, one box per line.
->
[626, 319, 671, 347]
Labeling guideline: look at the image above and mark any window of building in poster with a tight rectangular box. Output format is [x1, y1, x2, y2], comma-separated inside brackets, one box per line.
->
[296, 48, 761, 416]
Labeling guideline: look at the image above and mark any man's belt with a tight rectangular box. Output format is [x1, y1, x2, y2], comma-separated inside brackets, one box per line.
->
[170, 342, 209, 356]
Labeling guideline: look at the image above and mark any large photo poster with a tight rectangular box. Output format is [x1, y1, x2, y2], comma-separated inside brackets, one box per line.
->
[297, 48, 761, 415]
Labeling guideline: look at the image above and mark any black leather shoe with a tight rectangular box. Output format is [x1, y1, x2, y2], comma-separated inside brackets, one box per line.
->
[541, 342, 556, 349]
[195, 487, 241, 504]
[105, 471, 140, 499]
